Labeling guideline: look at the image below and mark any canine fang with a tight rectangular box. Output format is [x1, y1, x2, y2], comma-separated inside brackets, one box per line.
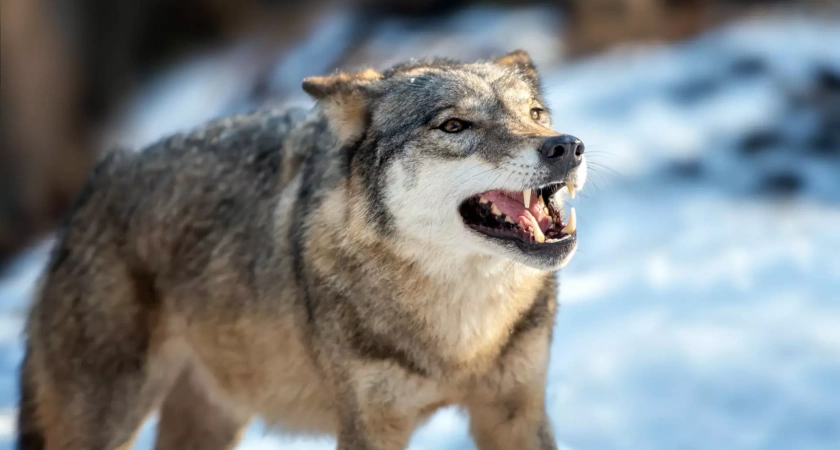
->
[562, 207, 577, 234]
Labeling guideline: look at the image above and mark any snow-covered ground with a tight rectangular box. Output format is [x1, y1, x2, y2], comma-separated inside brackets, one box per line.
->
[1, 9, 839, 450]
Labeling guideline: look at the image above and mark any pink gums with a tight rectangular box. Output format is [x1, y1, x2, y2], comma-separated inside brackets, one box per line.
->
[482, 190, 552, 233]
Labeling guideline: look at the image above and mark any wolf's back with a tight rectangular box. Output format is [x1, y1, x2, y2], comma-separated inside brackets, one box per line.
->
[17, 106, 313, 449]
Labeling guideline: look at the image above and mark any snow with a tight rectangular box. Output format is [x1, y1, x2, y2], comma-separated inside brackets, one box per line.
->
[1, 10, 839, 450]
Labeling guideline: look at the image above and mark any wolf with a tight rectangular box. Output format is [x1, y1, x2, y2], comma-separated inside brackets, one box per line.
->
[17, 50, 587, 450]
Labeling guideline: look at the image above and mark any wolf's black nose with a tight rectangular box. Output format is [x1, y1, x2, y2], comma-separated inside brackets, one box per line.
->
[540, 134, 584, 160]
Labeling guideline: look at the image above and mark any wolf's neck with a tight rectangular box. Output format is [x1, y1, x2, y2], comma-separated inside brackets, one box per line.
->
[335, 232, 547, 307]
[349, 240, 551, 365]
[306, 219, 552, 366]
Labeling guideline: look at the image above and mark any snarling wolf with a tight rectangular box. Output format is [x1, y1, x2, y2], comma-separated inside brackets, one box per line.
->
[18, 50, 586, 450]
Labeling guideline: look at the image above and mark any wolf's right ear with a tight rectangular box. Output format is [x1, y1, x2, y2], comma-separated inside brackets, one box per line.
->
[493, 50, 539, 87]
[302, 68, 382, 142]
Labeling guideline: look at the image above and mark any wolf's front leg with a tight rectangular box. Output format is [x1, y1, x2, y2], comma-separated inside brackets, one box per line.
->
[467, 393, 557, 450]
[336, 412, 414, 450]
[466, 308, 558, 450]
[333, 364, 421, 450]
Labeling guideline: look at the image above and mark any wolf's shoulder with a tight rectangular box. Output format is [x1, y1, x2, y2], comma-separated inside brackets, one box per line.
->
[141, 106, 309, 162]
[74, 107, 312, 233]
[101, 106, 310, 192]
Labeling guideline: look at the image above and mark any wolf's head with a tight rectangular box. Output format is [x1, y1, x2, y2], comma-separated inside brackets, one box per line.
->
[303, 51, 586, 273]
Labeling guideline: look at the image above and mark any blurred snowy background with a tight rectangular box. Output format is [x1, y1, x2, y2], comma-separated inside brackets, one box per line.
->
[1, 1, 839, 449]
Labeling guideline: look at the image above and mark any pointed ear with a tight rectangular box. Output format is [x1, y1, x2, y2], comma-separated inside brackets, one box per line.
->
[493, 50, 539, 85]
[302, 68, 382, 142]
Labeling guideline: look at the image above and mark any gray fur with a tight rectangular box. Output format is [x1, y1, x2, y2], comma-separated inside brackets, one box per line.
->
[18, 51, 585, 450]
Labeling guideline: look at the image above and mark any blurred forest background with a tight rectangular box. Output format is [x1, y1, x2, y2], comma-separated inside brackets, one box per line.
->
[1, 1, 839, 449]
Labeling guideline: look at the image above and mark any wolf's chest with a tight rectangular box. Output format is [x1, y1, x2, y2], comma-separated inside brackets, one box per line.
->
[420, 280, 540, 369]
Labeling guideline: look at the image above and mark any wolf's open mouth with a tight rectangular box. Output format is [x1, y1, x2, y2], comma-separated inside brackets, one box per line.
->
[459, 182, 577, 244]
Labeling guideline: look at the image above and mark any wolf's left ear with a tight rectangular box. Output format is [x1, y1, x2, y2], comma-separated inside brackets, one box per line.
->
[493, 50, 539, 86]
[302, 68, 382, 142]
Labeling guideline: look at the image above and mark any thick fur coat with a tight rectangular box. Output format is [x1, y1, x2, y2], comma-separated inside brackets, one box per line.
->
[18, 50, 587, 450]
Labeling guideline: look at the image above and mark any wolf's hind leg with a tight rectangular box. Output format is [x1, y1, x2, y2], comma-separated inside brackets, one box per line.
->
[30, 357, 172, 450]
[153, 367, 251, 450]
[22, 244, 181, 449]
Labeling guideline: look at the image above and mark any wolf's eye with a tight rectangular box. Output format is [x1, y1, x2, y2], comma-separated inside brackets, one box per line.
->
[530, 108, 544, 121]
[439, 119, 470, 133]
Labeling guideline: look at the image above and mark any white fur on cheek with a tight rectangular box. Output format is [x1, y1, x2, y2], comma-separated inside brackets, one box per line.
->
[383, 148, 579, 274]
[386, 156, 499, 259]
[384, 150, 542, 266]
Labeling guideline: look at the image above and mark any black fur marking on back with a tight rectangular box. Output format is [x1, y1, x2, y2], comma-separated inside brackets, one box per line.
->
[253, 135, 283, 176]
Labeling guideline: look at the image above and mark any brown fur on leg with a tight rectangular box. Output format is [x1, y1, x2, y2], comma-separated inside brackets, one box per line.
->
[336, 405, 415, 450]
[22, 190, 181, 449]
[466, 287, 558, 450]
[154, 368, 251, 450]
[331, 362, 421, 450]
[468, 396, 556, 450]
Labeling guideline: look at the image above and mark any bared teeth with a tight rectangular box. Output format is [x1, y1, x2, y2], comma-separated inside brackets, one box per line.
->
[527, 222, 546, 243]
[561, 207, 576, 234]
[472, 188, 574, 244]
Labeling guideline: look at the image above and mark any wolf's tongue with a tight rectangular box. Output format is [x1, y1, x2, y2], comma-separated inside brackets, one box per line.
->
[483, 191, 552, 235]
